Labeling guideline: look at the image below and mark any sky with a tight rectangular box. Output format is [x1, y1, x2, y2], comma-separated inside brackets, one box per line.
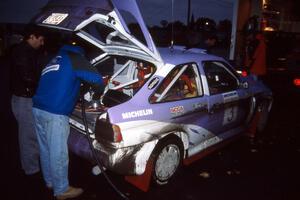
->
[0, 0, 48, 23]
[0, 0, 234, 26]
[137, 0, 234, 26]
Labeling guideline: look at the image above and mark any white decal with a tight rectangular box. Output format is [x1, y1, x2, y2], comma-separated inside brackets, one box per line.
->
[122, 109, 153, 119]
[193, 102, 207, 110]
[148, 77, 159, 89]
[43, 13, 68, 25]
[223, 106, 238, 125]
[223, 91, 239, 103]
[41, 64, 60, 75]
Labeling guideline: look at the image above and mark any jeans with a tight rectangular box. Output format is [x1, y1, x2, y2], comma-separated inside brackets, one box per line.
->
[11, 95, 40, 175]
[32, 107, 69, 196]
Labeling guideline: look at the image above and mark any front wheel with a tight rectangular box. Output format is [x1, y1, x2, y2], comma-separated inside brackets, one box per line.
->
[151, 136, 183, 185]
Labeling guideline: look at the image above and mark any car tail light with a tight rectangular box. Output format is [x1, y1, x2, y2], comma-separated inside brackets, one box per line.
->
[293, 78, 300, 87]
[95, 120, 123, 143]
[112, 124, 123, 143]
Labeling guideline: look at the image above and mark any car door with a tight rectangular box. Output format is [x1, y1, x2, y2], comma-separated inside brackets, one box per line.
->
[149, 63, 220, 153]
[202, 61, 251, 134]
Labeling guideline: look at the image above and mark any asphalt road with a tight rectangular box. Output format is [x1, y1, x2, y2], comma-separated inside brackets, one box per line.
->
[1, 66, 300, 200]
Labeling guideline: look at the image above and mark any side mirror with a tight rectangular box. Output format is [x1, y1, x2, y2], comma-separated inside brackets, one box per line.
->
[240, 81, 249, 89]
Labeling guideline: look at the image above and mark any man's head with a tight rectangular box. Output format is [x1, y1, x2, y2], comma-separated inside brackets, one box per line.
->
[205, 34, 218, 47]
[24, 25, 45, 49]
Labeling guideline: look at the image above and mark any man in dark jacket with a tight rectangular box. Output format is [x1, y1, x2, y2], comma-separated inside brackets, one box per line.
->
[32, 42, 104, 200]
[10, 25, 45, 177]
[198, 33, 218, 54]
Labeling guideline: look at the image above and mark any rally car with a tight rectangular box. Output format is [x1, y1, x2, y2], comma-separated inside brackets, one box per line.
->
[33, 0, 273, 191]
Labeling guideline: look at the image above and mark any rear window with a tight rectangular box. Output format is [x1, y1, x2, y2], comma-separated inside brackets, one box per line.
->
[93, 56, 156, 106]
[82, 21, 132, 46]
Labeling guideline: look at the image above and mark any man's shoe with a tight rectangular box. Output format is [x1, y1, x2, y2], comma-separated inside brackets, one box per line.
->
[55, 186, 83, 200]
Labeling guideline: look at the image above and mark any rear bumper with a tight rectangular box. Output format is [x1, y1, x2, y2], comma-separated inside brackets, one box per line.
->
[68, 128, 155, 175]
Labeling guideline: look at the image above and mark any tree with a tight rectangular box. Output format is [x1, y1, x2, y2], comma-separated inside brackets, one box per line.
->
[195, 17, 216, 32]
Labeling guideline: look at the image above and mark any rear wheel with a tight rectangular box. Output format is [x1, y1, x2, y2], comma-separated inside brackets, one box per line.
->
[151, 136, 183, 185]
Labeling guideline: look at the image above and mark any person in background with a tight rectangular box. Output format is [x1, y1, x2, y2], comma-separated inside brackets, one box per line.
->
[32, 36, 104, 200]
[243, 15, 267, 79]
[10, 25, 45, 178]
[186, 31, 218, 54]
[245, 31, 267, 79]
[199, 33, 218, 54]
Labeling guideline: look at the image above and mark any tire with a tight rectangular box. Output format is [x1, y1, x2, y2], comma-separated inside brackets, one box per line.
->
[151, 136, 183, 185]
[256, 101, 270, 133]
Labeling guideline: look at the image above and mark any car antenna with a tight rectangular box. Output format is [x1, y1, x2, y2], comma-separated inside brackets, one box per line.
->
[170, 0, 174, 51]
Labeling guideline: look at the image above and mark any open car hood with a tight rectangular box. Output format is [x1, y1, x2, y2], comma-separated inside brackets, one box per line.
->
[33, 0, 162, 62]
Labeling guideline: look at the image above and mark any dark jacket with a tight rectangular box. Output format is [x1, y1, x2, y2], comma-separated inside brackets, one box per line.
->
[10, 41, 42, 97]
[33, 45, 104, 115]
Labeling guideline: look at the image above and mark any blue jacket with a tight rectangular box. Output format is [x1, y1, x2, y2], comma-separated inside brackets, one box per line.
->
[33, 45, 104, 115]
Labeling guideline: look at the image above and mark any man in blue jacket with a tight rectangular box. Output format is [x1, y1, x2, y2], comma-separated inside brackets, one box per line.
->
[32, 42, 104, 200]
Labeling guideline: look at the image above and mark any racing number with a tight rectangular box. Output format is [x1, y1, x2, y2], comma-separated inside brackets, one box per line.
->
[223, 106, 238, 125]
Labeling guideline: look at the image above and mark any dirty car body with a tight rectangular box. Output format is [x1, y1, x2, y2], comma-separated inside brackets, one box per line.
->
[34, 0, 273, 186]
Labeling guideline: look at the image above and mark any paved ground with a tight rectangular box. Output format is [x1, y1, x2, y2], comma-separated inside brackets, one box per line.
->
[1, 63, 300, 200]
[69, 90, 300, 200]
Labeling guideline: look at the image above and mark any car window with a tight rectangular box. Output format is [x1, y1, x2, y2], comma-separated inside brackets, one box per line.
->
[94, 56, 155, 100]
[118, 9, 147, 47]
[203, 61, 239, 95]
[82, 21, 133, 46]
[94, 55, 128, 76]
[150, 63, 202, 103]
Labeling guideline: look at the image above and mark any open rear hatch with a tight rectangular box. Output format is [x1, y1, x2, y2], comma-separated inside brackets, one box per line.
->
[32, 0, 162, 133]
[32, 0, 162, 63]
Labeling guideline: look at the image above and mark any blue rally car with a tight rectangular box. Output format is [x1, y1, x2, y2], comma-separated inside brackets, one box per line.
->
[34, 0, 273, 191]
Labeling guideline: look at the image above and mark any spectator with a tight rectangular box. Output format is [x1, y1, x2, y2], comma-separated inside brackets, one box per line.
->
[10, 25, 45, 178]
[245, 31, 267, 78]
[197, 33, 218, 54]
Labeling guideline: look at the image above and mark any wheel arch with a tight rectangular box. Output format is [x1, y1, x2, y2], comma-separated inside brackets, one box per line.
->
[150, 132, 185, 185]
[159, 131, 189, 159]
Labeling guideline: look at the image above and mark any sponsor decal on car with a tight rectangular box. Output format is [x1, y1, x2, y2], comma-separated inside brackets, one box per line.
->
[170, 106, 184, 115]
[43, 13, 68, 25]
[193, 102, 207, 110]
[148, 77, 159, 89]
[223, 91, 239, 103]
[122, 109, 153, 119]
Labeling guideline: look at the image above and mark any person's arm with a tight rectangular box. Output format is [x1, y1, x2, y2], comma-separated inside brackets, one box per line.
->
[68, 52, 104, 94]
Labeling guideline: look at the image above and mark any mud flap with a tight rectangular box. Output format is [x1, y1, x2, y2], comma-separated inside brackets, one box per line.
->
[124, 157, 154, 192]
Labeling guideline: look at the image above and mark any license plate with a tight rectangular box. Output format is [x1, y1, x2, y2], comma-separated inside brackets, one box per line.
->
[43, 13, 68, 25]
